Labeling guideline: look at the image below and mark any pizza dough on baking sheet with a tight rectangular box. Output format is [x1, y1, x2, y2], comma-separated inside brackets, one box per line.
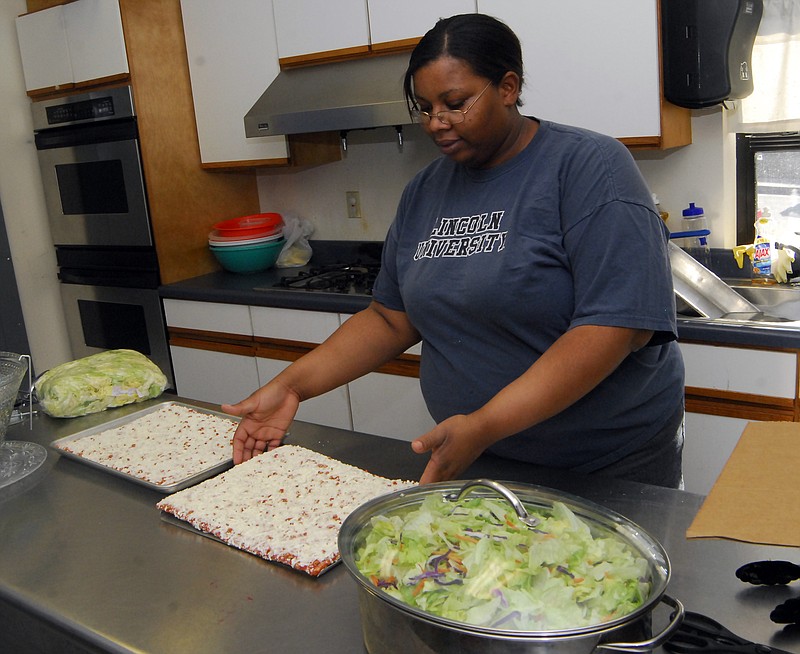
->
[157, 445, 414, 576]
[52, 402, 237, 491]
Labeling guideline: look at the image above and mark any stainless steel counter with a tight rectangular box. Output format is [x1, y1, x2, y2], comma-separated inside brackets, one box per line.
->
[2, 398, 799, 653]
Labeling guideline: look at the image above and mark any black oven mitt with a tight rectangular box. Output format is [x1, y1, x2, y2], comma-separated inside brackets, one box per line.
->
[736, 561, 800, 626]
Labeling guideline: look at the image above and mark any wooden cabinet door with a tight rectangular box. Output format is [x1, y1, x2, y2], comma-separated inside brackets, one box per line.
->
[476, 0, 662, 141]
[180, 0, 290, 165]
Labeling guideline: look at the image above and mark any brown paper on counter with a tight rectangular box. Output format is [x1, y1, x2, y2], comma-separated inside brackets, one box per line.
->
[687, 421, 800, 548]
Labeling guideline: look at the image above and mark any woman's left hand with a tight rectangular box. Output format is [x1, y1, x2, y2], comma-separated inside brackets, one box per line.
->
[411, 415, 491, 484]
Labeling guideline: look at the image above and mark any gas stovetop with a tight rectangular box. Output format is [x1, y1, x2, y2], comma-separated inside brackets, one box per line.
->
[264, 263, 379, 295]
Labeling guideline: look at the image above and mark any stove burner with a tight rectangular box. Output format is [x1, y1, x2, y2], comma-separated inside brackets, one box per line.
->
[270, 263, 379, 295]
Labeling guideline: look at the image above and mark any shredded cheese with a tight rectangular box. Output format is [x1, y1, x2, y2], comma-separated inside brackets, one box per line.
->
[157, 445, 414, 576]
[57, 403, 236, 486]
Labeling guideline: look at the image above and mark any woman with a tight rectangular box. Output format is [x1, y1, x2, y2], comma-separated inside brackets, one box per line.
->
[223, 14, 685, 488]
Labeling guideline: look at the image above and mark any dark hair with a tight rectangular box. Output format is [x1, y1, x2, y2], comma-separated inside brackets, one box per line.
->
[403, 14, 524, 111]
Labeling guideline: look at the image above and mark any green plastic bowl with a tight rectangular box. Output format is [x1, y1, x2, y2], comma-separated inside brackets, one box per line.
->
[210, 238, 284, 274]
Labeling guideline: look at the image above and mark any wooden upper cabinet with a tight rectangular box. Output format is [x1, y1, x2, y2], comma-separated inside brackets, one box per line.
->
[16, 0, 129, 96]
[476, 0, 690, 149]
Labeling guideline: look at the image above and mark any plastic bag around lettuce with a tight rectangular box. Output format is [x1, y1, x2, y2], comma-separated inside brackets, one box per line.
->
[276, 213, 314, 268]
[35, 349, 167, 418]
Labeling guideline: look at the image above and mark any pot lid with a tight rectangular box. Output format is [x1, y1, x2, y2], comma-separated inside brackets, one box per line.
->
[339, 480, 671, 637]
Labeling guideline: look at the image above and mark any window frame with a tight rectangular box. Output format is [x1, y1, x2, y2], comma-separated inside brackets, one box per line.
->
[736, 131, 800, 245]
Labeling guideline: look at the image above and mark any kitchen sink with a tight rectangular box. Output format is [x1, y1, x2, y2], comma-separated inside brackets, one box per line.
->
[669, 243, 800, 326]
[676, 280, 800, 324]
[725, 281, 800, 321]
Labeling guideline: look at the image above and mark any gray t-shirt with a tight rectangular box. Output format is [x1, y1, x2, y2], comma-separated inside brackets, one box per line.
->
[372, 119, 685, 472]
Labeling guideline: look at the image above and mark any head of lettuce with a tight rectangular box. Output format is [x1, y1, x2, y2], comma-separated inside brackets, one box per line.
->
[35, 349, 167, 418]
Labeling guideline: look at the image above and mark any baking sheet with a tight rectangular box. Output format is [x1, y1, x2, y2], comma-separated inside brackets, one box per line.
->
[159, 511, 340, 576]
[50, 401, 237, 493]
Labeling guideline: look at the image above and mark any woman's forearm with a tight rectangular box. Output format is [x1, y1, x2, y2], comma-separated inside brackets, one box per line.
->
[469, 325, 653, 450]
[273, 301, 420, 401]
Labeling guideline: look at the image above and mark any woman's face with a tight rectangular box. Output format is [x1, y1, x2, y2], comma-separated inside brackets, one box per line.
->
[412, 56, 520, 169]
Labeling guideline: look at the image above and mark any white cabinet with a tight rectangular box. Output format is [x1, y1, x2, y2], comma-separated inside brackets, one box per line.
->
[251, 306, 352, 429]
[679, 342, 796, 399]
[164, 299, 253, 335]
[476, 0, 663, 141]
[179, 0, 289, 165]
[164, 300, 432, 438]
[368, 1, 476, 49]
[272, 0, 477, 63]
[164, 299, 259, 404]
[682, 413, 748, 496]
[272, 0, 370, 62]
[339, 313, 432, 440]
[250, 306, 341, 342]
[16, 0, 128, 93]
[15, 5, 72, 92]
[349, 372, 434, 441]
[679, 341, 799, 495]
[170, 345, 260, 406]
[62, 0, 128, 85]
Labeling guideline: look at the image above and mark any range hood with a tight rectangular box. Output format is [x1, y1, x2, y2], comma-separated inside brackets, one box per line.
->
[244, 53, 413, 137]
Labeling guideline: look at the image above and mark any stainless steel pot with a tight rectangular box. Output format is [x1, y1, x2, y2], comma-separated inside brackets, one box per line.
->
[338, 479, 684, 654]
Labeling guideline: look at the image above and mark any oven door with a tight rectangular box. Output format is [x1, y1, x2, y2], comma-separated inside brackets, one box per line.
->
[35, 122, 152, 247]
[60, 282, 174, 388]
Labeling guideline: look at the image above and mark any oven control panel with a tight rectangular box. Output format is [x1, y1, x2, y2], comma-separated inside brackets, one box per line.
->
[32, 85, 135, 131]
[45, 96, 116, 126]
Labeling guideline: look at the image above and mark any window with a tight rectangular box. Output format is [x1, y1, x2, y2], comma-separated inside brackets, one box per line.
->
[736, 131, 800, 245]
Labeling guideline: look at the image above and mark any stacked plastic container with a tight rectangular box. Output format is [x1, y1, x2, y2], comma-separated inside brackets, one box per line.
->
[208, 213, 285, 274]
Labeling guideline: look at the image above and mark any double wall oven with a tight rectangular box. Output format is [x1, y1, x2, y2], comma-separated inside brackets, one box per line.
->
[32, 86, 173, 386]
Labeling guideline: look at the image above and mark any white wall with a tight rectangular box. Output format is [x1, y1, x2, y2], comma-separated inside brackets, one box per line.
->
[257, 110, 737, 248]
[257, 125, 440, 242]
[633, 107, 737, 248]
[0, 1, 72, 373]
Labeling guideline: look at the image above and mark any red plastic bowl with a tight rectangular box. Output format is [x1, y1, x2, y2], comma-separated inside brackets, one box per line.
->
[213, 213, 283, 238]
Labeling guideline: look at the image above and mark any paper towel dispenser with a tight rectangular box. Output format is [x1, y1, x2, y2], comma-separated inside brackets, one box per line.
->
[662, 0, 763, 109]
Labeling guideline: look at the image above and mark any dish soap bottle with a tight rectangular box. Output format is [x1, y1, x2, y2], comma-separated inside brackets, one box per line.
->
[752, 211, 773, 282]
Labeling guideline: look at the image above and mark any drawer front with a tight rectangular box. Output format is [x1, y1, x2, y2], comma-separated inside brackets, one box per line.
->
[251, 306, 340, 343]
[170, 345, 260, 405]
[680, 343, 797, 399]
[164, 299, 252, 335]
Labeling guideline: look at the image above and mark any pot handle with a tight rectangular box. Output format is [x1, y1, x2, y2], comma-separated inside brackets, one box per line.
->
[443, 479, 542, 529]
[596, 595, 685, 653]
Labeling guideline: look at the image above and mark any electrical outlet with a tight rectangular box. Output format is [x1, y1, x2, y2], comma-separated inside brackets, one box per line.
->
[346, 191, 362, 219]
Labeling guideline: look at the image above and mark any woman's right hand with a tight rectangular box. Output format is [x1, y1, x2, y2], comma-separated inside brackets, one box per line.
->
[222, 382, 300, 464]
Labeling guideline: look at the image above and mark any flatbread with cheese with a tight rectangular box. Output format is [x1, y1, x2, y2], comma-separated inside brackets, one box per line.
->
[54, 402, 236, 487]
[157, 445, 414, 576]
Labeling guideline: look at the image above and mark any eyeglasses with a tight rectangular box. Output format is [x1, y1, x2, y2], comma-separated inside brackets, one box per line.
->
[411, 81, 493, 126]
